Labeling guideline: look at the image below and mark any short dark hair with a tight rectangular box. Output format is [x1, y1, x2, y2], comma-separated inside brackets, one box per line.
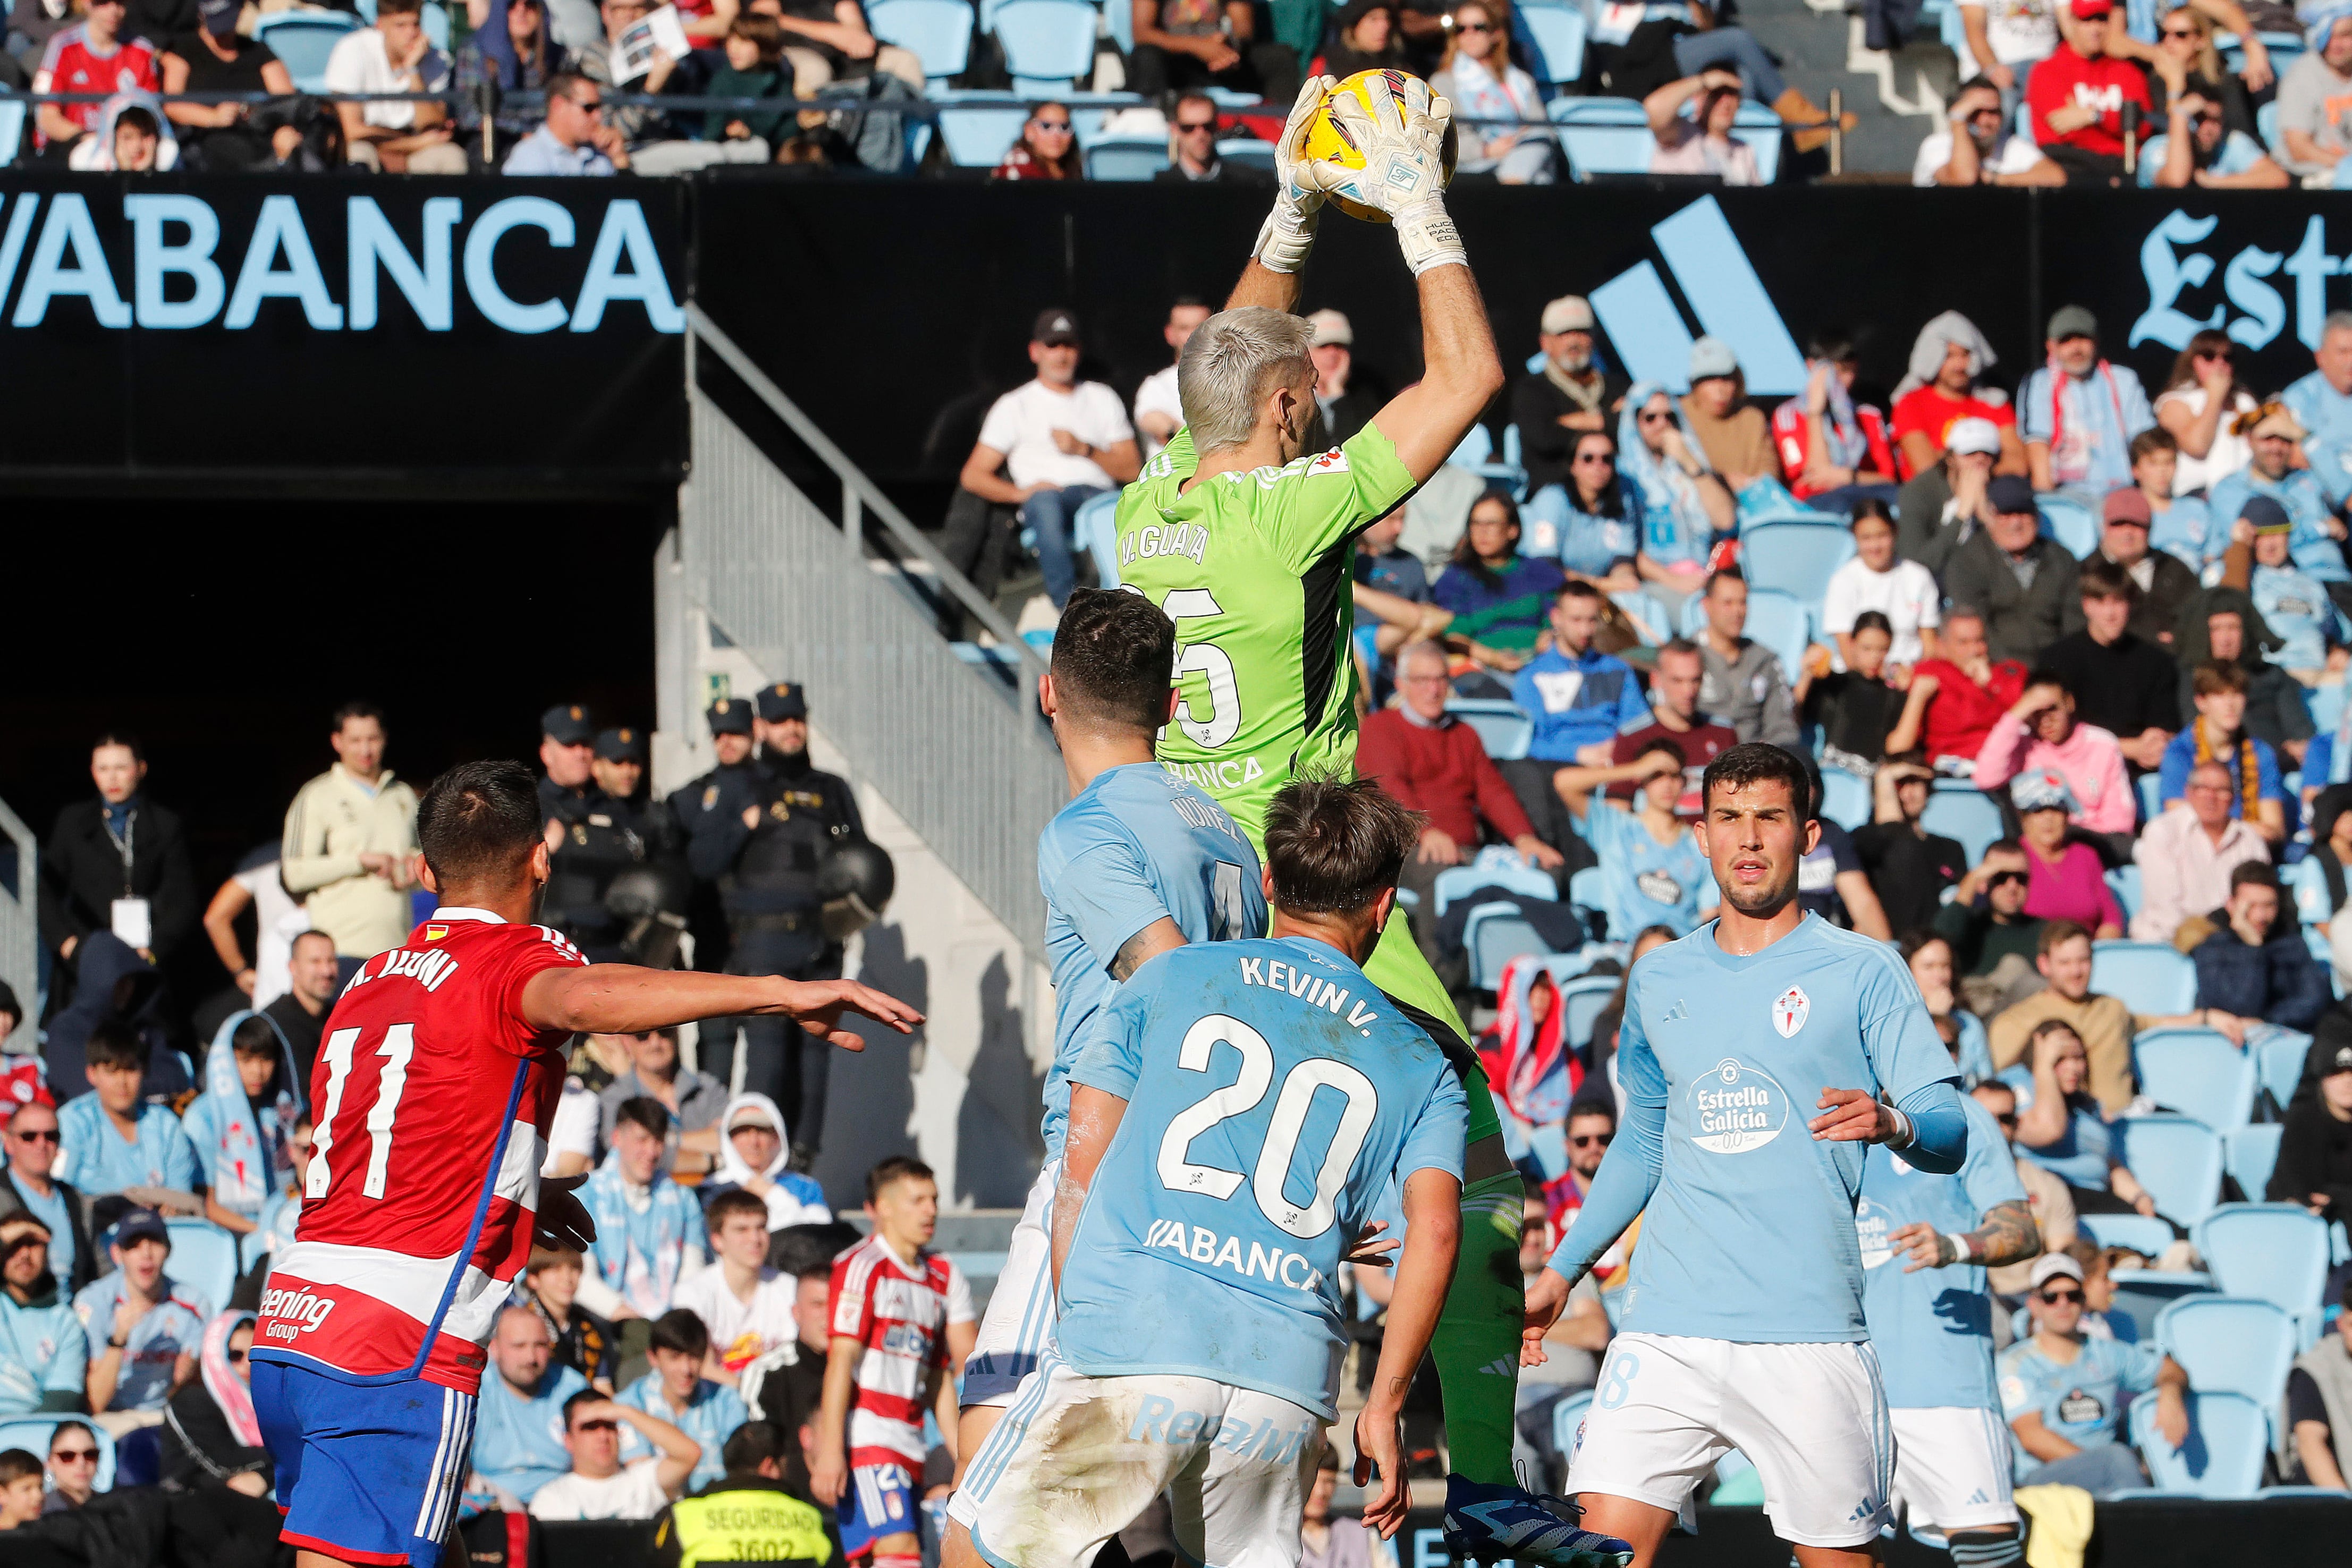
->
[705, 1188, 769, 1233]
[1566, 1100, 1615, 1127]
[1656, 637, 1701, 665]
[1632, 735, 1687, 771]
[0, 1449, 40, 1486]
[866, 1155, 935, 1205]
[613, 1096, 671, 1142]
[1986, 837, 2023, 860]
[649, 1307, 710, 1359]
[375, 0, 423, 15]
[84, 1021, 145, 1074]
[1051, 588, 1177, 733]
[417, 760, 540, 890]
[2193, 660, 2248, 697]
[291, 929, 337, 957]
[2230, 861, 2282, 893]
[45, 1421, 94, 1458]
[2021, 666, 2074, 701]
[92, 730, 145, 764]
[117, 105, 157, 137]
[2077, 559, 2136, 604]
[1263, 776, 1422, 915]
[722, 1421, 791, 1476]
[1807, 327, 1856, 363]
[1850, 610, 1893, 638]
[562, 1388, 606, 1429]
[1849, 497, 1894, 530]
[1704, 565, 1745, 598]
[2037, 919, 2092, 957]
[2129, 427, 2178, 463]
[1699, 742, 1811, 821]
[231, 1015, 282, 1060]
[1897, 929, 1949, 966]
[0, 981, 20, 1030]
[331, 700, 384, 731]
[1556, 579, 1604, 605]
[547, 70, 595, 106]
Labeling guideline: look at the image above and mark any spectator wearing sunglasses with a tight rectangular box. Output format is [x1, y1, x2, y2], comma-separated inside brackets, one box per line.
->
[2130, 759, 2270, 944]
[162, 1311, 273, 1502]
[41, 1422, 99, 1514]
[1914, 78, 2063, 185]
[0, 1216, 87, 1419]
[1535, 1101, 1617, 1243]
[503, 71, 629, 173]
[597, 1027, 726, 1172]
[1153, 91, 1268, 183]
[991, 103, 1082, 180]
[0, 1104, 95, 1298]
[2151, 331, 2258, 502]
[1934, 840, 2047, 1013]
[1996, 1253, 2189, 1496]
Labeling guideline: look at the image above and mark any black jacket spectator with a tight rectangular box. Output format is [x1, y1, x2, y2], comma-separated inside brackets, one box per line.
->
[2109, 550, 2200, 646]
[1852, 821, 1966, 938]
[1933, 900, 2045, 978]
[1513, 367, 1630, 496]
[1943, 527, 2084, 666]
[2190, 916, 2332, 1032]
[2176, 586, 2315, 758]
[39, 796, 197, 968]
[39, 934, 192, 1104]
[2040, 628, 2184, 751]
[2268, 1091, 2352, 1219]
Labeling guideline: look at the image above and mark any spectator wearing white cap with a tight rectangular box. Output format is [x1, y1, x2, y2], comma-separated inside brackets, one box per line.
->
[1304, 308, 1380, 448]
[1131, 297, 1208, 460]
[1896, 414, 2004, 578]
[1914, 78, 2063, 185]
[1679, 336, 1779, 494]
[1512, 295, 1628, 496]
[1997, 1250, 2188, 1498]
[958, 308, 1140, 612]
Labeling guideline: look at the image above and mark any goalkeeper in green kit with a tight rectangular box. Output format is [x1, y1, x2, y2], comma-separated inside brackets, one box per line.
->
[1112, 73, 1632, 1568]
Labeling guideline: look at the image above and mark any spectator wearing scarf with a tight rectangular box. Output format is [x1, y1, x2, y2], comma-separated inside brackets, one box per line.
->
[2173, 586, 2316, 762]
[163, 1310, 270, 1492]
[579, 1098, 708, 1323]
[1770, 331, 1900, 511]
[1478, 960, 1584, 1132]
[1618, 382, 1733, 616]
[2159, 659, 2286, 844]
[182, 1012, 300, 1232]
[2020, 304, 2155, 504]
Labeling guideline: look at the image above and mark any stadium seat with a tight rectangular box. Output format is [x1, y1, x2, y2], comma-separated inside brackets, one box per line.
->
[2107, 864, 2142, 923]
[0, 100, 23, 166]
[2131, 1028, 2256, 1132]
[1546, 96, 1654, 180]
[2039, 494, 2099, 558]
[1466, 906, 1548, 991]
[1610, 589, 1674, 647]
[0, 1420, 116, 1493]
[1819, 768, 1870, 830]
[2077, 1212, 2178, 1258]
[2155, 1297, 2297, 1418]
[1445, 699, 1534, 761]
[1738, 589, 1812, 690]
[255, 11, 358, 93]
[2195, 1203, 2330, 1323]
[1433, 855, 1555, 917]
[1919, 789, 2004, 866]
[2118, 1114, 2224, 1227]
[935, 95, 1030, 164]
[2137, 770, 2163, 823]
[1569, 864, 1605, 910]
[868, 0, 975, 87]
[166, 1218, 240, 1310]
[1558, 973, 1620, 1050]
[1070, 489, 1121, 585]
[1213, 139, 1274, 172]
[1520, 4, 1586, 88]
[1447, 425, 1528, 495]
[2257, 1029, 2309, 1111]
[2090, 940, 2198, 1014]
[1551, 1387, 1594, 1469]
[239, 1225, 273, 1275]
[2224, 1124, 2282, 1202]
[2130, 1389, 2267, 1499]
[993, 0, 1097, 93]
[1736, 520, 1854, 603]
[2288, 855, 2332, 927]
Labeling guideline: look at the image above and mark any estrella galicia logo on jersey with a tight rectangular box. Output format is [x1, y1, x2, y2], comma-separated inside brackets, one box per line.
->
[2057, 1388, 2106, 1426]
[1635, 870, 1683, 907]
[1773, 986, 1810, 1038]
[1854, 1196, 1894, 1270]
[1687, 1057, 1788, 1154]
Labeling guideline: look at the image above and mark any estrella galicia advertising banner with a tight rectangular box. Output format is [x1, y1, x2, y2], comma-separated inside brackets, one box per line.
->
[0, 174, 686, 485]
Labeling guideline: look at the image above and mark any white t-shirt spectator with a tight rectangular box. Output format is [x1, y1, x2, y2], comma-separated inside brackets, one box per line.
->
[1133, 364, 1183, 458]
[541, 1078, 599, 1176]
[976, 381, 1135, 491]
[1821, 555, 1942, 666]
[1957, 0, 2057, 75]
[1910, 129, 2048, 185]
[323, 27, 450, 131]
[672, 1267, 798, 1375]
[232, 850, 309, 1011]
[1647, 120, 1759, 183]
[528, 1459, 671, 1521]
[2151, 384, 2257, 496]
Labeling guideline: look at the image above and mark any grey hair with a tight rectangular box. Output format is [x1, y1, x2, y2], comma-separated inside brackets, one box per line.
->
[1395, 639, 1449, 677]
[1179, 306, 1316, 455]
[2326, 310, 2352, 341]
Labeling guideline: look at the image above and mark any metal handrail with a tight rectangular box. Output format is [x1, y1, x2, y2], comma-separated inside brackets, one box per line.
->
[683, 301, 1048, 692]
[0, 796, 38, 1028]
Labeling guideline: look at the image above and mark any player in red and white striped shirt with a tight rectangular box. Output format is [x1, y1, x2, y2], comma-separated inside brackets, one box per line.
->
[814, 1156, 975, 1568]
[250, 760, 919, 1568]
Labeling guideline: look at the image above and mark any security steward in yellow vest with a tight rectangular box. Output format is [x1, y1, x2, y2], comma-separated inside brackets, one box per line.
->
[654, 1421, 837, 1568]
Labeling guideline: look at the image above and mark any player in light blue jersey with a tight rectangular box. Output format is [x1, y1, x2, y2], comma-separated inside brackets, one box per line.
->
[1858, 1089, 2040, 1568]
[953, 778, 1628, 1568]
[952, 589, 1268, 1483]
[1524, 742, 1969, 1568]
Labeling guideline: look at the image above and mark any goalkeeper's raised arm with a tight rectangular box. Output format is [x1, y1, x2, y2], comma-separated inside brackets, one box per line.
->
[1227, 72, 1500, 485]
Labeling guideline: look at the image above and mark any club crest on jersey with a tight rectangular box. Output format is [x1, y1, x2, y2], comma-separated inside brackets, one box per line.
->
[425, 925, 448, 942]
[1773, 986, 1810, 1038]
[1687, 1057, 1789, 1155]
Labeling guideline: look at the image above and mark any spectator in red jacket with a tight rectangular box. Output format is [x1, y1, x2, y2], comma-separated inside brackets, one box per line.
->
[1887, 607, 2031, 769]
[2027, 0, 2152, 186]
[1770, 328, 1900, 513]
[1356, 640, 1566, 962]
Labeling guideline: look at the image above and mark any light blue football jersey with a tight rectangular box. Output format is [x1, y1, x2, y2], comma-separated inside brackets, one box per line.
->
[1610, 914, 1960, 1343]
[1998, 1334, 2160, 1467]
[1857, 1095, 2026, 1410]
[1057, 937, 1468, 1417]
[1038, 762, 1264, 1162]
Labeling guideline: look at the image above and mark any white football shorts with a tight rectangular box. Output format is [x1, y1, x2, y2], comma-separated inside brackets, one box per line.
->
[1889, 1405, 2018, 1534]
[961, 1159, 1059, 1409]
[1566, 1332, 1894, 1549]
[954, 1354, 1323, 1568]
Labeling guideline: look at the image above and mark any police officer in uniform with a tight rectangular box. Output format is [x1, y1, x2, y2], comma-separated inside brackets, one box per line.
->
[685, 682, 864, 1172]
[536, 704, 670, 964]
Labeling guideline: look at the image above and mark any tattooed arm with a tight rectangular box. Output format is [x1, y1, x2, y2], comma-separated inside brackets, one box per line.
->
[1109, 917, 1187, 982]
[1887, 1199, 2041, 1273]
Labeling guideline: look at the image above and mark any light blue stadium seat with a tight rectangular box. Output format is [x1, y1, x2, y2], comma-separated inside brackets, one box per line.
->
[2289, 855, 2332, 927]
[1071, 488, 1121, 585]
[2195, 1203, 2330, 1324]
[2258, 1030, 2310, 1110]
[2131, 1389, 2268, 1499]
[2131, 1028, 2256, 1133]
[1920, 789, 2004, 866]
[1739, 589, 1812, 691]
[994, 0, 1097, 93]
[166, 1218, 241, 1311]
[1558, 973, 1620, 1050]
[1610, 589, 1674, 647]
[935, 94, 1029, 164]
[422, 1, 449, 47]
[1552, 1387, 1595, 1466]
[1466, 906, 1549, 990]
[1819, 768, 1871, 830]
[1434, 853, 1556, 917]
[1084, 134, 1167, 179]
[255, 11, 358, 94]
[2039, 494, 2099, 558]
[2091, 940, 2198, 1014]
[1546, 96, 1653, 180]
[1446, 698, 1534, 761]
[1737, 520, 1854, 603]
[2107, 864, 2142, 923]
[1447, 424, 1528, 495]
[1521, 4, 1586, 87]
[2155, 1297, 2297, 1417]
[2137, 770, 2163, 823]
[1569, 866, 1606, 919]
[1214, 138, 1273, 171]
[2077, 1212, 2179, 1259]
[239, 1226, 273, 1275]
[0, 100, 23, 166]
[2225, 1124, 2282, 1202]
[0, 1420, 117, 1493]
[869, 0, 975, 86]
[2119, 1113, 2224, 1228]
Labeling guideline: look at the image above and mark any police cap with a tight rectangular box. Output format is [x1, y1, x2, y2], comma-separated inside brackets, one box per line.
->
[756, 683, 808, 723]
[542, 704, 595, 746]
[707, 699, 754, 736]
[596, 726, 647, 763]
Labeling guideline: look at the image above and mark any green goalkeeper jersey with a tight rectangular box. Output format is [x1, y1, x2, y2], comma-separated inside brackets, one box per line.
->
[1115, 420, 1482, 1066]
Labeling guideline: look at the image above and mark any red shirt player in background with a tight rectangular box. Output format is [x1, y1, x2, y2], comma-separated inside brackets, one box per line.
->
[250, 759, 919, 1568]
[815, 1156, 975, 1568]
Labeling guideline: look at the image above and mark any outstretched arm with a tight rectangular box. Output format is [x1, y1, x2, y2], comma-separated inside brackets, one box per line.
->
[520, 965, 919, 1048]
[1372, 264, 1506, 484]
